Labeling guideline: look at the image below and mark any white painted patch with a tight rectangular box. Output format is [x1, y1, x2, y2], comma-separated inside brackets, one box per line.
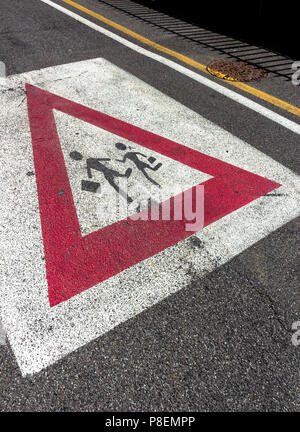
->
[0, 58, 299, 375]
[0, 318, 6, 345]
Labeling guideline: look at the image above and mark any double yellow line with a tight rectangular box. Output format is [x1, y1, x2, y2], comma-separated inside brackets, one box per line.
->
[60, 0, 300, 118]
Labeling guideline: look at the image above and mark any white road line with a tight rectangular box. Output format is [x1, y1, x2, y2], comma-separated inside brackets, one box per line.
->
[39, 0, 300, 135]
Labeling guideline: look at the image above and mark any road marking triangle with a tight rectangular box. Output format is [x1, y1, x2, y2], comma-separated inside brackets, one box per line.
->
[26, 83, 281, 307]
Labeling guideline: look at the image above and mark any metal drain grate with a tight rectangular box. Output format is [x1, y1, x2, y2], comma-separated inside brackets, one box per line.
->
[97, 0, 295, 81]
[207, 60, 268, 82]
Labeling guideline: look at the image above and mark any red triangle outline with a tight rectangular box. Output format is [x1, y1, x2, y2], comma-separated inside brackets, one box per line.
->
[26, 83, 280, 306]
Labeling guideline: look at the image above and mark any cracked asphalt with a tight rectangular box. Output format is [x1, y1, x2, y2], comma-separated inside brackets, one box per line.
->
[0, 0, 299, 412]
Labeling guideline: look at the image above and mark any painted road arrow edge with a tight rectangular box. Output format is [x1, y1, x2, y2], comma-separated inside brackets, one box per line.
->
[26, 84, 280, 307]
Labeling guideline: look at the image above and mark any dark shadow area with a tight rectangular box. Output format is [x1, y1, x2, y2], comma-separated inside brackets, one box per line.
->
[134, 1, 299, 59]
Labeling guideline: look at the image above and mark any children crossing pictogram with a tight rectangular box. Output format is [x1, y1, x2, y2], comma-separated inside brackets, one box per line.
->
[69, 142, 163, 202]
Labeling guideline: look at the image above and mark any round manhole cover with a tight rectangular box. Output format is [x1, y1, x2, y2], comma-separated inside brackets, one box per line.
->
[207, 60, 268, 82]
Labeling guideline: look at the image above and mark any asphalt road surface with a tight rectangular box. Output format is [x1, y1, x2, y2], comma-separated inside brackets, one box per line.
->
[0, 0, 299, 412]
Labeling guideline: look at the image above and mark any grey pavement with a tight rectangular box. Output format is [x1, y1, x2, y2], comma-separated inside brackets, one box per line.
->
[0, 0, 299, 411]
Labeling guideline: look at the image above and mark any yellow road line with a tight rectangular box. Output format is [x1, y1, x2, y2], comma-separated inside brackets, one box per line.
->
[60, 0, 300, 118]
